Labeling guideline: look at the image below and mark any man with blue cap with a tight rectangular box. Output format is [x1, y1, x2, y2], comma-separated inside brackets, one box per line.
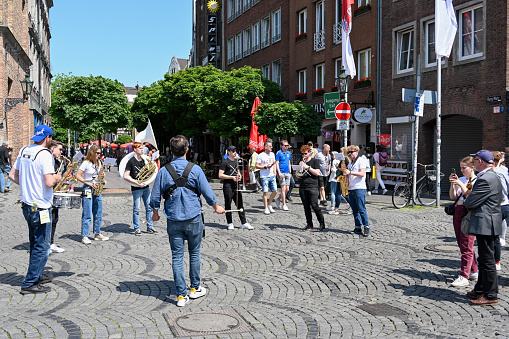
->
[9, 125, 61, 294]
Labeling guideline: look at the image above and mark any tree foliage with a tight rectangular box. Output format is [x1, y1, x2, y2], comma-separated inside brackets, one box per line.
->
[254, 101, 322, 137]
[114, 134, 132, 144]
[49, 74, 130, 139]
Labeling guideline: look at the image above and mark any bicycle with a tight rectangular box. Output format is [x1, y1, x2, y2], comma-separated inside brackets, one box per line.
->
[392, 163, 444, 209]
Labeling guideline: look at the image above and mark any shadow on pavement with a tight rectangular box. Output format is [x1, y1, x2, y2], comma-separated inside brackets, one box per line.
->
[102, 223, 132, 234]
[436, 236, 457, 243]
[117, 279, 175, 302]
[417, 258, 459, 269]
[12, 243, 30, 251]
[60, 233, 85, 242]
[388, 282, 467, 303]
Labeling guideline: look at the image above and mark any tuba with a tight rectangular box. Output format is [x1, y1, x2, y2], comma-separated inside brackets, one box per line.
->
[119, 153, 158, 186]
[93, 160, 105, 196]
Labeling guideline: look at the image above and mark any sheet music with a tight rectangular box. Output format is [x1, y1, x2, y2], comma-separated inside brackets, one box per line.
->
[103, 158, 116, 167]
[73, 151, 84, 161]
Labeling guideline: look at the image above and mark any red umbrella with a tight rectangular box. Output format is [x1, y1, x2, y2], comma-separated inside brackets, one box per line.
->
[110, 143, 118, 150]
[120, 143, 130, 148]
[249, 97, 267, 152]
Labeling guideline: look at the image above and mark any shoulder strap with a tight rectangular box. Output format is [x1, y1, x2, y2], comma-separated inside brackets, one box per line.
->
[33, 148, 52, 161]
[163, 162, 199, 200]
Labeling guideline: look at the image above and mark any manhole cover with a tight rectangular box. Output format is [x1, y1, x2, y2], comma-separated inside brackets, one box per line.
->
[357, 303, 408, 316]
[424, 244, 459, 253]
[164, 310, 252, 337]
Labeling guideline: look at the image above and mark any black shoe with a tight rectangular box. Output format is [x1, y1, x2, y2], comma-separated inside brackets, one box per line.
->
[20, 284, 51, 295]
[39, 273, 53, 284]
[303, 225, 314, 231]
[363, 227, 370, 237]
[353, 228, 362, 235]
[146, 228, 158, 234]
[286, 196, 293, 202]
[319, 224, 326, 231]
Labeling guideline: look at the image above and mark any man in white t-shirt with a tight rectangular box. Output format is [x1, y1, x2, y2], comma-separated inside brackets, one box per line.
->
[343, 145, 370, 237]
[256, 141, 277, 215]
[9, 125, 61, 294]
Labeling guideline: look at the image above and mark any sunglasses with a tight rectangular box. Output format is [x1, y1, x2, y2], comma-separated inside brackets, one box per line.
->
[96, 152, 101, 154]
[282, 144, 289, 147]
[348, 151, 356, 154]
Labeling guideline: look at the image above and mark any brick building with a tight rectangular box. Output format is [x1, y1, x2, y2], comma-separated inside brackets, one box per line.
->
[0, 0, 53, 157]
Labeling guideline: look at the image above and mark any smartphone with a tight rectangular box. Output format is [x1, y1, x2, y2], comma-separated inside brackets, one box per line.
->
[452, 168, 456, 174]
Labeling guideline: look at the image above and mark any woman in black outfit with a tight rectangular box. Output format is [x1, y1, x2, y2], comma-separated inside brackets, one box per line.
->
[299, 145, 325, 231]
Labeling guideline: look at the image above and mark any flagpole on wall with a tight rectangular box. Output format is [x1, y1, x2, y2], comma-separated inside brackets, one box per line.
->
[436, 57, 442, 207]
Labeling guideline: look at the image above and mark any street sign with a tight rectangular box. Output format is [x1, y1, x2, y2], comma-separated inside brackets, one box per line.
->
[324, 92, 341, 119]
[335, 102, 351, 120]
[336, 120, 350, 130]
[414, 92, 425, 117]
[402, 88, 437, 104]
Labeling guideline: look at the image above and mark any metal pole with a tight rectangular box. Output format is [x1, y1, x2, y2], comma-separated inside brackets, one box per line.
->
[67, 129, 71, 157]
[344, 90, 348, 147]
[376, 0, 382, 141]
[436, 57, 442, 207]
[412, 57, 421, 206]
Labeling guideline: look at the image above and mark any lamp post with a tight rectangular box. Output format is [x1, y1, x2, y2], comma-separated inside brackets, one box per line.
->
[335, 67, 351, 147]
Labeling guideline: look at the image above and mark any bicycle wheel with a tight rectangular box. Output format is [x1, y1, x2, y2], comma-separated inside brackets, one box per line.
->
[392, 182, 410, 209]
[417, 180, 437, 206]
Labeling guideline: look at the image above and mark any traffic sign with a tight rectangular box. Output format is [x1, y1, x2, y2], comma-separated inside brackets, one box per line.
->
[324, 93, 341, 119]
[336, 120, 350, 130]
[335, 102, 351, 120]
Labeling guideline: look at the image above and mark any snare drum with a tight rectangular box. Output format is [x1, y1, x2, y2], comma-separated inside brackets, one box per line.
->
[53, 193, 82, 209]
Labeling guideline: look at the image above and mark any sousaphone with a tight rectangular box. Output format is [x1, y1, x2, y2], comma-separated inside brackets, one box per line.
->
[119, 152, 158, 185]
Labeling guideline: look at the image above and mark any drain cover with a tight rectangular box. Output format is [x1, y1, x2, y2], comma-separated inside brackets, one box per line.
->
[424, 244, 459, 253]
[165, 310, 252, 337]
[357, 303, 408, 316]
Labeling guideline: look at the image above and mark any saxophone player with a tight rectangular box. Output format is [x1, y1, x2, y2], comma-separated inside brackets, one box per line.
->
[76, 145, 109, 245]
[49, 141, 66, 253]
[327, 152, 346, 215]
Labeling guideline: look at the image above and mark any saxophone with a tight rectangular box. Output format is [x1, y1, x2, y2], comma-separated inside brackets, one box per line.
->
[337, 160, 349, 197]
[93, 161, 105, 196]
[54, 157, 79, 193]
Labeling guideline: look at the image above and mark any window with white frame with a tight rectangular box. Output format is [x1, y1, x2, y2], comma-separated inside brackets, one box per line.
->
[252, 21, 260, 52]
[272, 8, 281, 43]
[333, 0, 342, 44]
[425, 21, 436, 67]
[459, 5, 484, 60]
[261, 64, 270, 79]
[357, 49, 371, 80]
[315, 63, 325, 89]
[358, 0, 371, 6]
[227, 0, 234, 23]
[397, 29, 414, 73]
[243, 0, 250, 12]
[227, 38, 234, 65]
[252, 0, 259, 5]
[243, 28, 251, 57]
[235, 33, 242, 61]
[336, 0, 342, 23]
[272, 60, 281, 86]
[261, 15, 270, 48]
[298, 9, 307, 35]
[316, 1, 325, 31]
[335, 58, 343, 79]
[235, 0, 242, 17]
[298, 69, 307, 93]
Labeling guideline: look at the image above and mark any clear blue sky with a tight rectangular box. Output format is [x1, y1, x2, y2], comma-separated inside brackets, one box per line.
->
[51, 1, 193, 87]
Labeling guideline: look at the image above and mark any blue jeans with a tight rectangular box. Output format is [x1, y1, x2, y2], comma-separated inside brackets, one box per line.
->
[261, 176, 277, 193]
[349, 189, 369, 228]
[330, 182, 342, 208]
[21, 204, 52, 288]
[167, 214, 203, 297]
[132, 187, 153, 230]
[0, 164, 11, 192]
[81, 187, 103, 237]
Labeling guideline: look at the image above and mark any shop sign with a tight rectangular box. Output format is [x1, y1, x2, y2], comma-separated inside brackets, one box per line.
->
[378, 134, 391, 146]
[352, 107, 373, 123]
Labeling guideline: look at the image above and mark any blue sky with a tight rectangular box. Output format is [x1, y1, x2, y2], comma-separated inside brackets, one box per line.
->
[51, 1, 193, 87]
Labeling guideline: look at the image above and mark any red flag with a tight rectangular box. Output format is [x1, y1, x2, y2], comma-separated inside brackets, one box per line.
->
[249, 97, 267, 152]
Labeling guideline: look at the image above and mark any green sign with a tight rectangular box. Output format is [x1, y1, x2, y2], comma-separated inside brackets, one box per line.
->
[324, 92, 341, 119]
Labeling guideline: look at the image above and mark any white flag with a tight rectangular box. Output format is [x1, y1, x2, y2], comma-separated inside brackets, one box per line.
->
[342, 0, 356, 78]
[135, 119, 158, 150]
[435, 0, 457, 58]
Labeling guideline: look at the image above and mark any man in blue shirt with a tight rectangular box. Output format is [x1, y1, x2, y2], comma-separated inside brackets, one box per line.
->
[150, 135, 225, 307]
[275, 140, 292, 211]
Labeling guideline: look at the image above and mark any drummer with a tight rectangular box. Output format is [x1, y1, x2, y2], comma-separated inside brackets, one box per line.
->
[123, 142, 155, 236]
[49, 141, 65, 253]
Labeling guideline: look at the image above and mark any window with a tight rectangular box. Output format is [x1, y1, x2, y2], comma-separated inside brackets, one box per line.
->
[272, 60, 281, 86]
[261, 64, 270, 79]
[358, 0, 370, 5]
[252, 21, 260, 52]
[272, 8, 281, 43]
[335, 58, 342, 79]
[397, 29, 414, 73]
[336, 0, 342, 23]
[243, 28, 251, 57]
[315, 63, 325, 89]
[333, 0, 342, 44]
[235, 0, 242, 17]
[314, 1, 325, 51]
[235, 33, 242, 61]
[252, 0, 259, 5]
[298, 69, 307, 93]
[227, 38, 234, 65]
[298, 9, 307, 35]
[243, 0, 250, 12]
[459, 5, 484, 60]
[227, 0, 234, 22]
[261, 16, 270, 48]
[358, 49, 371, 79]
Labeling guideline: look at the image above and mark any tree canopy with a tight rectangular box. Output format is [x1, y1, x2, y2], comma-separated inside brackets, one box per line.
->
[49, 74, 130, 139]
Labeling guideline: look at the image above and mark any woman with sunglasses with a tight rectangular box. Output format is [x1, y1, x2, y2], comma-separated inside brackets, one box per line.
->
[448, 156, 478, 287]
[343, 145, 370, 236]
[76, 145, 109, 245]
[299, 145, 325, 231]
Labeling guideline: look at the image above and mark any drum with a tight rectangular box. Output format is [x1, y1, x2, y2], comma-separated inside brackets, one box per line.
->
[53, 193, 82, 209]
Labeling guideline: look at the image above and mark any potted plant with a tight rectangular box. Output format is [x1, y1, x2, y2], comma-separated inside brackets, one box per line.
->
[353, 4, 371, 17]
[295, 92, 307, 100]
[331, 84, 339, 92]
[354, 77, 371, 89]
[312, 88, 325, 97]
[295, 32, 307, 42]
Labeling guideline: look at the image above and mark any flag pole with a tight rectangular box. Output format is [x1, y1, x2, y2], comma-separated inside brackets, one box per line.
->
[436, 56, 442, 207]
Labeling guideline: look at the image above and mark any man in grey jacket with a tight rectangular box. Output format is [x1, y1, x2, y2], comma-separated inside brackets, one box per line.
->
[464, 150, 503, 306]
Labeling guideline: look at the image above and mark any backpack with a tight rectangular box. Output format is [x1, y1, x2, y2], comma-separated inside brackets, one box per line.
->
[163, 162, 199, 200]
[378, 152, 388, 166]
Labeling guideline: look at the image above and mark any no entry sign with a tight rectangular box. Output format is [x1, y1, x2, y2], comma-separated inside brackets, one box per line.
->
[335, 102, 351, 120]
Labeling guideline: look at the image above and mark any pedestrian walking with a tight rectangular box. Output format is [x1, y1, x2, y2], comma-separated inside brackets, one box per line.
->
[373, 145, 388, 195]
[491, 151, 509, 271]
[299, 145, 325, 231]
[256, 141, 277, 215]
[275, 140, 292, 211]
[315, 144, 331, 205]
[0, 141, 12, 193]
[248, 147, 262, 192]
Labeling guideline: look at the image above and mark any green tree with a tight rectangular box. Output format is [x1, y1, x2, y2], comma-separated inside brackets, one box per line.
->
[49, 74, 130, 140]
[254, 101, 322, 137]
[114, 134, 132, 144]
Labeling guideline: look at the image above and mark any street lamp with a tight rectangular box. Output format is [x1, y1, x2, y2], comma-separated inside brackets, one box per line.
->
[20, 74, 34, 99]
[336, 66, 351, 100]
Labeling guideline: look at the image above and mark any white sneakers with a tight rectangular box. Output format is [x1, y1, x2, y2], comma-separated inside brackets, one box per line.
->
[382, 189, 388, 195]
[326, 206, 333, 211]
[177, 286, 207, 307]
[501, 238, 506, 246]
[329, 210, 339, 215]
[50, 244, 65, 253]
[264, 208, 270, 215]
[496, 262, 502, 271]
[94, 234, 109, 241]
[372, 189, 378, 194]
[228, 223, 234, 230]
[469, 272, 478, 280]
[275, 199, 281, 209]
[451, 275, 469, 287]
[282, 205, 289, 211]
[268, 205, 275, 213]
[242, 223, 254, 230]
[82, 237, 92, 245]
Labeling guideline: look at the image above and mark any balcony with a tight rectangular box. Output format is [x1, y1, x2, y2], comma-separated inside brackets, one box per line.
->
[252, 43, 260, 53]
[227, 13, 234, 23]
[314, 30, 325, 51]
[235, 53, 242, 62]
[228, 57, 234, 65]
[261, 39, 270, 49]
[243, 48, 251, 57]
[235, 8, 242, 18]
[252, 0, 259, 4]
[243, 1, 250, 12]
[333, 22, 342, 44]
[272, 33, 281, 43]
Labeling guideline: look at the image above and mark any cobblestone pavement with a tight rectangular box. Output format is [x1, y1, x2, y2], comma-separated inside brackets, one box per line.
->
[1, 168, 509, 338]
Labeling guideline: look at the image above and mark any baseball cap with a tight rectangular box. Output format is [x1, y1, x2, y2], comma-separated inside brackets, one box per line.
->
[470, 150, 494, 164]
[227, 145, 237, 152]
[30, 125, 53, 142]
